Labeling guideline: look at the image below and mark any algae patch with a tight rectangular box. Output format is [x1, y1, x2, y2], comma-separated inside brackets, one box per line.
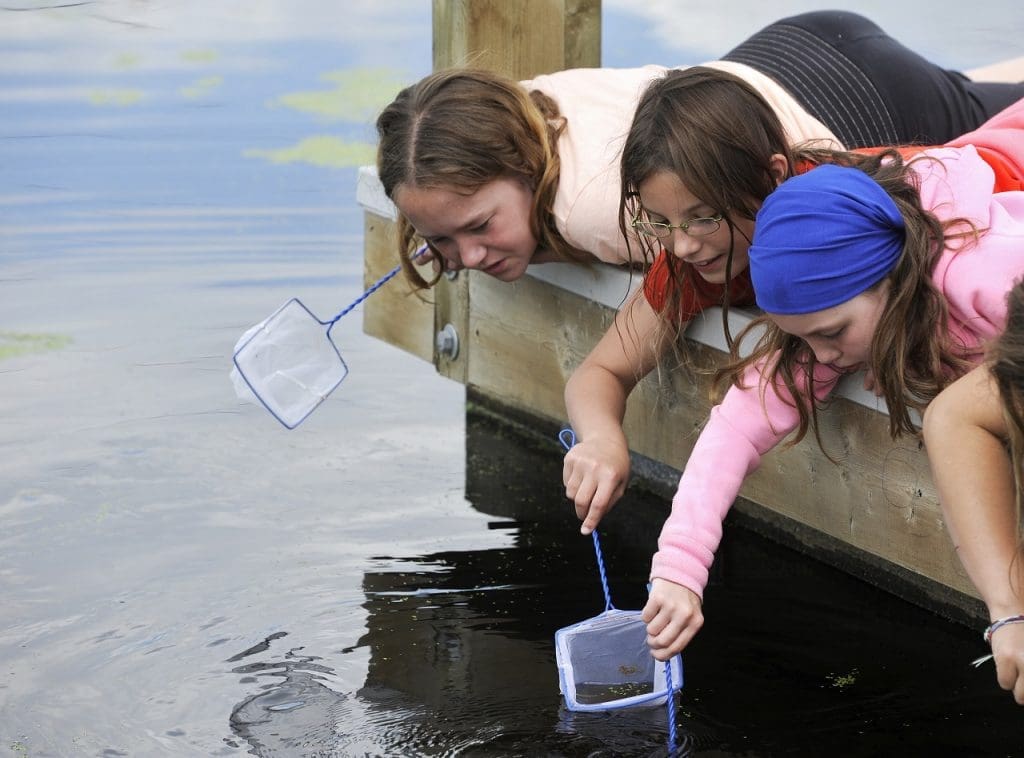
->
[244, 135, 376, 168]
[180, 75, 224, 99]
[112, 52, 142, 69]
[88, 88, 145, 107]
[181, 49, 220, 64]
[273, 68, 406, 123]
[247, 67, 405, 168]
[826, 668, 859, 689]
[0, 331, 72, 361]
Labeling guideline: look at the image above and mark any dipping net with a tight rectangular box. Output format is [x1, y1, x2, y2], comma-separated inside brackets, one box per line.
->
[232, 253, 416, 429]
[232, 298, 349, 429]
[554, 429, 683, 719]
[555, 608, 683, 712]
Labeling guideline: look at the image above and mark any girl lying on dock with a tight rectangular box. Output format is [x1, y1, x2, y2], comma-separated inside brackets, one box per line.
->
[922, 282, 1024, 704]
[374, 11, 1024, 287]
[562, 71, 1024, 536]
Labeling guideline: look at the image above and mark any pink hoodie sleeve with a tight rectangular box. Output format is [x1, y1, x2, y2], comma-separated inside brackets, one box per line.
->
[917, 146, 1024, 352]
[650, 359, 842, 597]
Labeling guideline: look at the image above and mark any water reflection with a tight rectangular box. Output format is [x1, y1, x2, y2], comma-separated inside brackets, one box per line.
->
[228, 408, 1023, 756]
[227, 519, 686, 756]
[224, 407, 685, 755]
[230, 642, 355, 755]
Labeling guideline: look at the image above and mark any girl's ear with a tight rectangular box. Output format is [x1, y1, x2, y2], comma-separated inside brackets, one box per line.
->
[769, 154, 789, 187]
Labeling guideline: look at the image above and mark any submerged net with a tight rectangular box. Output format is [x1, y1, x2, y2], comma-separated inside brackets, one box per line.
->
[554, 428, 684, 720]
[556, 608, 683, 712]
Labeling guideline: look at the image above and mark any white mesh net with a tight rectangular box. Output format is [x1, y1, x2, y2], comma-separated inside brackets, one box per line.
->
[232, 298, 348, 429]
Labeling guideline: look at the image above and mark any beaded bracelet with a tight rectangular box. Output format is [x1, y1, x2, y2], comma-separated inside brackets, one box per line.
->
[983, 614, 1024, 645]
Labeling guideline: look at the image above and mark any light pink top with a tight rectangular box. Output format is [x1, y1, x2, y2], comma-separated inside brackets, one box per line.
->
[523, 62, 841, 266]
[650, 145, 1024, 597]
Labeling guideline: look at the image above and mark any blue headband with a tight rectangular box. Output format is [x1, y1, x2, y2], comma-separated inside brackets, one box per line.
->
[749, 164, 905, 315]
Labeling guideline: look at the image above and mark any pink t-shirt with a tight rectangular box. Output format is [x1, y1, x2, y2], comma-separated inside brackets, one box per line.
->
[651, 145, 1024, 597]
[523, 63, 841, 267]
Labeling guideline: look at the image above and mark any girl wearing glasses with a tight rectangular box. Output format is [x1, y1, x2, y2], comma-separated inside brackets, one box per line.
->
[921, 281, 1024, 704]
[376, 11, 1024, 287]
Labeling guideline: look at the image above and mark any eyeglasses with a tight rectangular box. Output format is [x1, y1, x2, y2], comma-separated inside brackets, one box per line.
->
[631, 212, 724, 239]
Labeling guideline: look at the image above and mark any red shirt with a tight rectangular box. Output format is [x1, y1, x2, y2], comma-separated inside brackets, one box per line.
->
[642, 253, 756, 321]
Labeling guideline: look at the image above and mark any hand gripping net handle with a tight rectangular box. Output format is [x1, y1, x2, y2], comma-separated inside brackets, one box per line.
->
[557, 428, 679, 749]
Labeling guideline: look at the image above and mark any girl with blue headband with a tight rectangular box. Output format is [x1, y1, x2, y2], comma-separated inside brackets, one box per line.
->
[922, 282, 1024, 704]
[641, 149, 1024, 691]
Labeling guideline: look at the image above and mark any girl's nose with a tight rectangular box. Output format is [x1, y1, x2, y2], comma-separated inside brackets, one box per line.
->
[458, 239, 487, 269]
[668, 227, 701, 258]
[808, 339, 839, 365]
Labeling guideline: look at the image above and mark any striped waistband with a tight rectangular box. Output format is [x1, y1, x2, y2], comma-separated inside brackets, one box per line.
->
[723, 23, 899, 149]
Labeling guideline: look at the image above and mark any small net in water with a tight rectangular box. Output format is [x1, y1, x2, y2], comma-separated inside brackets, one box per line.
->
[555, 608, 683, 712]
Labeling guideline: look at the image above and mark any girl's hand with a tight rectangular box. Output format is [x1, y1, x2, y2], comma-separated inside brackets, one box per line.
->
[991, 620, 1024, 704]
[642, 578, 704, 660]
[562, 436, 630, 535]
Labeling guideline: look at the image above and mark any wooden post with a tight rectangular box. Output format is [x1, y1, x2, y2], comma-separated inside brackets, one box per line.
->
[432, 0, 601, 77]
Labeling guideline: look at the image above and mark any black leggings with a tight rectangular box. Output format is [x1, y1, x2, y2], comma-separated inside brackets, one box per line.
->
[723, 11, 1024, 148]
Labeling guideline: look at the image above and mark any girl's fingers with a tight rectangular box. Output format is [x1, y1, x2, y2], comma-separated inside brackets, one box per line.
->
[573, 479, 598, 522]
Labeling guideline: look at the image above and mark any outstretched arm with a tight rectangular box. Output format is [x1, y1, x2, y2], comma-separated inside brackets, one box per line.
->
[923, 365, 1024, 704]
[564, 290, 674, 535]
[644, 359, 844, 658]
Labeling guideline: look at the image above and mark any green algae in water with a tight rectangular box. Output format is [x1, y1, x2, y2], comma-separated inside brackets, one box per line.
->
[244, 135, 376, 168]
[87, 88, 144, 106]
[826, 668, 860, 689]
[274, 68, 407, 123]
[181, 48, 219, 64]
[574, 680, 654, 705]
[180, 75, 224, 99]
[0, 331, 71, 361]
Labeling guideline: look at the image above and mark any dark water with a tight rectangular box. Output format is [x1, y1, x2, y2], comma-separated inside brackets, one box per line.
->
[218, 409, 1024, 756]
[3, 2, 1024, 757]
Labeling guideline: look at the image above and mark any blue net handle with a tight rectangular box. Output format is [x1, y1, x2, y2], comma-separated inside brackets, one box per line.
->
[561, 428, 679, 752]
[326, 264, 401, 327]
[325, 245, 429, 330]
[558, 428, 613, 613]
[665, 655, 678, 751]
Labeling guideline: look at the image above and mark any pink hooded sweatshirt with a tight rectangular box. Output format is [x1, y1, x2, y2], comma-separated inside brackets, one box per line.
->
[650, 144, 1024, 596]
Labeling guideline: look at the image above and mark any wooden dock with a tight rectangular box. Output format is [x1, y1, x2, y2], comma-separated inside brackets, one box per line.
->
[358, 0, 985, 625]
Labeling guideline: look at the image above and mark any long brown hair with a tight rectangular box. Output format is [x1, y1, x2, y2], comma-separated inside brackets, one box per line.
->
[990, 280, 1024, 550]
[717, 149, 977, 447]
[375, 68, 589, 289]
[618, 66, 797, 350]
